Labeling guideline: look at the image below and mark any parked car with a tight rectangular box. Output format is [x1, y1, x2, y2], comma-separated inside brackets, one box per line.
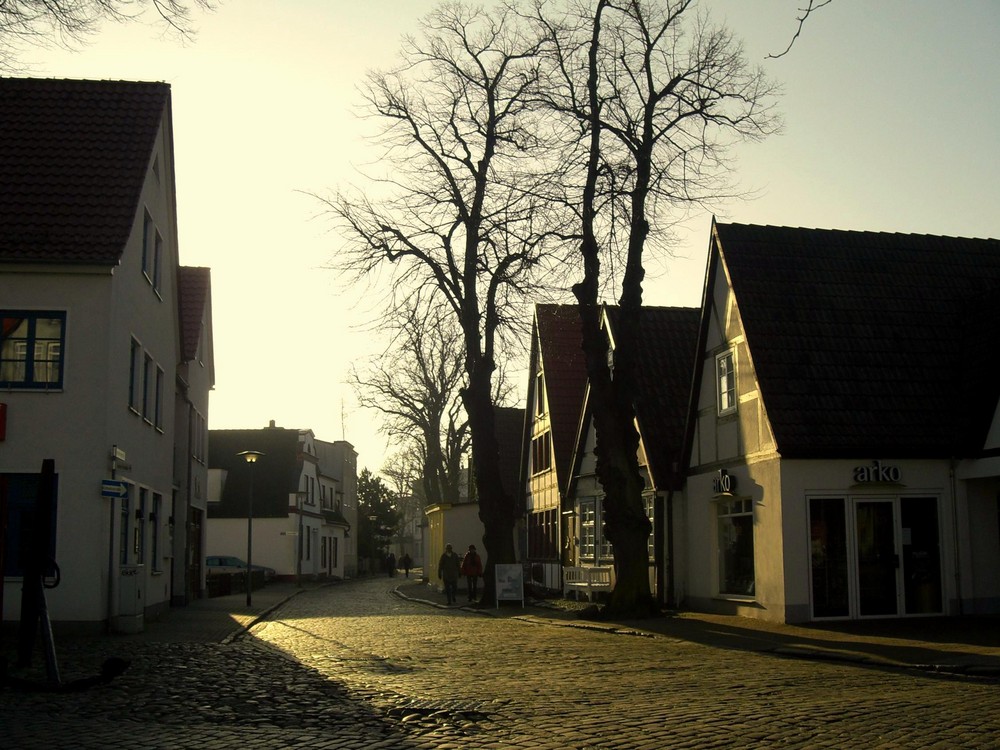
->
[205, 555, 276, 582]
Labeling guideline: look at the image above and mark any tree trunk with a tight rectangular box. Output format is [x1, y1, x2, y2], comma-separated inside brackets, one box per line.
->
[462, 368, 516, 605]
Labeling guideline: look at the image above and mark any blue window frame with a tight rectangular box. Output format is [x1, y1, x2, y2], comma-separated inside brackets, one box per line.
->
[0, 311, 66, 389]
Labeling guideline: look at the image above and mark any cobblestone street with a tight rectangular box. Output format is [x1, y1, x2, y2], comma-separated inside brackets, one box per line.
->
[3, 577, 999, 749]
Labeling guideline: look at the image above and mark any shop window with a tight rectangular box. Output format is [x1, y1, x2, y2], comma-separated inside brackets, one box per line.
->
[717, 497, 754, 596]
[0, 312, 66, 389]
[716, 349, 736, 415]
[809, 497, 849, 618]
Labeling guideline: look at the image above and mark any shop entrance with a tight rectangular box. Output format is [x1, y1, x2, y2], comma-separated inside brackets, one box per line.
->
[809, 495, 943, 619]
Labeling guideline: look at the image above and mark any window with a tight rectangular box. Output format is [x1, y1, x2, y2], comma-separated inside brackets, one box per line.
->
[535, 372, 547, 415]
[0, 312, 66, 389]
[137, 487, 148, 562]
[331, 537, 338, 567]
[531, 433, 552, 474]
[154, 366, 164, 429]
[645, 494, 656, 560]
[120, 490, 131, 564]
[527, 509, 558, 559]
[718, 497, 755, 596]
[142, 353, 153, 421]
[152, 493, 162, 570]
[579, 500, 596, 561]
[129, 338, 141, 410]
[142, 210, 162, 291]
[716, 349, 736, 415]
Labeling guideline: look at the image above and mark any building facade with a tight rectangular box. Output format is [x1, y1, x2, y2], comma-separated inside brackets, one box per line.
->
[0, 78, 214, 631]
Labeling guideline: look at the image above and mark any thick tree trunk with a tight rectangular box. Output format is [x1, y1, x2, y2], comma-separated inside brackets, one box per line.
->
[574, 302, 656, 619]
[463, 368, 516, 605]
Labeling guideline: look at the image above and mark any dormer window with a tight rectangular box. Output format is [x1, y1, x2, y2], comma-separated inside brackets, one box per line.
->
[716, 349, 736, 415]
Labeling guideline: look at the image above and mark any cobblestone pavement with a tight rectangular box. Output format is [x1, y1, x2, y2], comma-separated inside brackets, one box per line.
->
[3, 577, 999, 749]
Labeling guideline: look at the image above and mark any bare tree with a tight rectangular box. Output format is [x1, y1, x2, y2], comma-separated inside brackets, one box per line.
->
[352, 301, 471, 510]
[325, 2, 565, 602]
[0, 0, 212, 67]
[536, 0, 779, 616]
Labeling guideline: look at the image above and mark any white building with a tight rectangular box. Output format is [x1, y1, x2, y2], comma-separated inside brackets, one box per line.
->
[207, 425, 355, 582]
[0, 78, 214, 631]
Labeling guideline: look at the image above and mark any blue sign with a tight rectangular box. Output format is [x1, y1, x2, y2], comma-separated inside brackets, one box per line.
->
[101, 479, 128, 498]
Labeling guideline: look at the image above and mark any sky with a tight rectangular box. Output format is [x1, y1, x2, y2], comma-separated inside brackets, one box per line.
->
[20, 0, 1000, 475]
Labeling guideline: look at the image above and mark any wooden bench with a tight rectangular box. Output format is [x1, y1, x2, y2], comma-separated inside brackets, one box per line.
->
[563, 566, 613, 601]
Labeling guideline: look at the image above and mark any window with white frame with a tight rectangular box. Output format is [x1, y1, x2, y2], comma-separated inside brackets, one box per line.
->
[142, 209, 162, 292]
[644, 494, 655, 560]
[0, 312, 66, 389]
[154, 366, 164, 429]
[579, 500, 596, 561]
[142, 353, 153, 421]
[599, 503, 613, 560]
[152, 492, 162, 571]
[717, 497, 755, 596]
[716, 349, 736, 415]
[128, 338, 141, 411]
[534, 371, 547, 415]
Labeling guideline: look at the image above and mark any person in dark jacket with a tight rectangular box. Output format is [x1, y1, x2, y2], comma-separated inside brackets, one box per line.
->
[460, 544, 483, 602]
[400, 552, 412, 578]
[437, 544, 461, 604]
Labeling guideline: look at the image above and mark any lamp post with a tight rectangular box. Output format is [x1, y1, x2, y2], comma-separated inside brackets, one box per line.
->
[238, 450, 264, 607]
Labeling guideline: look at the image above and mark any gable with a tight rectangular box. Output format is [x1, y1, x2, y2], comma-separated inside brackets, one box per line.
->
[0, 77, 169, 266]
[715, 222, 1000, 458]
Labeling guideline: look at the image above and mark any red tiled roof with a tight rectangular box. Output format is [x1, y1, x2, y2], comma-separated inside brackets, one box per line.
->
[177, 266, 210, 363]
[534, 304, 589, 487]
[605, 306, 700, 490]
[0, 77, 169, 265]
[715, 222, 1000, 457]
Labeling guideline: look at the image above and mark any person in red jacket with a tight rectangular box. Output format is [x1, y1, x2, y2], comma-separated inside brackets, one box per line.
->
[460, 544, 483, 602]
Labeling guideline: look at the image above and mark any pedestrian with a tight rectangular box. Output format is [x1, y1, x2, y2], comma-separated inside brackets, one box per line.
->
[386, 552, 396, 577]
[460, 544, 483, 602]
[437, 544, 461, 604]
[400, 552, 412, 578]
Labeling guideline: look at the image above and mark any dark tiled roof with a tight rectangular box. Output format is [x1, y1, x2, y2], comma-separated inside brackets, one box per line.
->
[534, 304, 589, 486]
[606, 306, 700, 489]
[177, 266, 210, 363]
[208, 428, 303, 518]
[0, 77, 169, 265]
[715, 222, 1000, 457]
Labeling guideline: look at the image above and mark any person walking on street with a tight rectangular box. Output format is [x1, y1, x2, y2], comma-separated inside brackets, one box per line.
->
[386, 552, 396, 577]
[438, 544, 461, 604]
[400, 552, 412, 578]
[460, 544, 483, 602]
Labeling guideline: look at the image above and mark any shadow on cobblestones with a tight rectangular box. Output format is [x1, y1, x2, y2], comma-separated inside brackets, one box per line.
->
[395, 577, 1000, 678]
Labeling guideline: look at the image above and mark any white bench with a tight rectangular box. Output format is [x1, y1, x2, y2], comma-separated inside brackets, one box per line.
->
[563, 566, 613, 601]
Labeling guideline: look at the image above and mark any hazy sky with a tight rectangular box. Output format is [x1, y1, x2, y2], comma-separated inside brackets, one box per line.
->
[21, 1, 1000, 474]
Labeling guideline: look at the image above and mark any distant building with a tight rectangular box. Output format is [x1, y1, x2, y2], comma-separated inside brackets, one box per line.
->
[0, 78, 214, 631]
[207, 424, 356, 581]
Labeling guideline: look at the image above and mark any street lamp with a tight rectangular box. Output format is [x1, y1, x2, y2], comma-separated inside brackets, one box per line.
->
[238, 450, 264, 607]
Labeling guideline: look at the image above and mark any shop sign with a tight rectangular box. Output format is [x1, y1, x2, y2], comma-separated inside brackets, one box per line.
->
[853, 460, 901, 484]
[713, 469, 736, 494]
